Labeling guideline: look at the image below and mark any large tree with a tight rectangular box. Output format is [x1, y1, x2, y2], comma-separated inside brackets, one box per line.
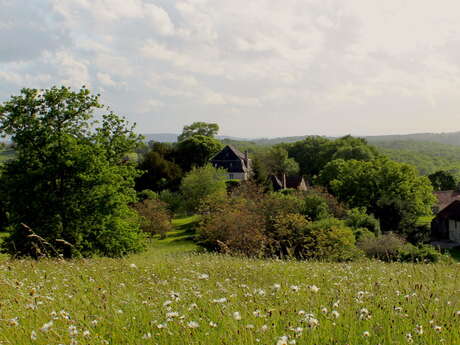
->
[318, 158, 435, 234]
[178, 121, 219, 142]
[174, 135, 223, 171]
[0, 86, 144, 258]
[428, 170, 457, 191]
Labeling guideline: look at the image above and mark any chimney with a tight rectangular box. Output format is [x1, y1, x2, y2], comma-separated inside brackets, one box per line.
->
[244, 150, 249, 167]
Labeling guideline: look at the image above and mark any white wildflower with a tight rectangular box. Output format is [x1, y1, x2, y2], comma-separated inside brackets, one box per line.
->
[31, 330, 37, 340]
[277, 335, 289, 345]
[362, 331, 370, 337]
[331, 310, 340, 319]
[233, 311, 242, 320]
[309, 285, 319, 293]
[209, 321, 217, 327]
[69, 325, 78, 337]
[129, 263, 137, 269]
[197, 273, 209, 280]
[142, 333, 152, 339]
[40, 321, 53, 332]
[212, 298, 227, 303]
[290, 285, 300, 292]
[187, 321, 199, 328]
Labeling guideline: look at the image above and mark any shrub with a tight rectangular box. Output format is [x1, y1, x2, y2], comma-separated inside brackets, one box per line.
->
[345, 208, 381, 239]
[137, 189, 159, 201]
[270, 213, 310, 258]
[358, 232, 406, 261]
[197, 198, 267, 257]
[301, 218, 360, 261]
[132, 199, 172, 239]
[159, 190, 183, 214]
[180, 164, 227, 213]
[397, 244, 441, 263]
[303, 194, 330, 221]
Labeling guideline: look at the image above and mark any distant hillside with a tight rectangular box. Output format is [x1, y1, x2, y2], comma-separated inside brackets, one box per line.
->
[365, 131, 460, 146]
[371, 141, 460, 177]
[142, 133, 249, 143]
[142, 133, 178, 143]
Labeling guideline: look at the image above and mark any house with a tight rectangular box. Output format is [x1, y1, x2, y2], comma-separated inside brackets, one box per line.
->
[269, 174, 308, 191]
[431, 190, 460, 244]
[210, 145, 252, 180]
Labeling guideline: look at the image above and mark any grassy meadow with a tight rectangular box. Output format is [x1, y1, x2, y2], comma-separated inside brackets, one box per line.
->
[0, 217, 460, 345]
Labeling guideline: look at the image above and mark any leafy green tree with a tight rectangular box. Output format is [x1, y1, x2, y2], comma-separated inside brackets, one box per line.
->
[0, 86, 144, 258]
[264, 146, 299, 176]
[136, 150, 183, 192]
[428, 170, 457, 191]
[174, 135, 223, 171]
[180, 164, 227, 213]
[287, 135, 378, 179]
[318, 158, 435, 234]
[178, 122, 219, 142]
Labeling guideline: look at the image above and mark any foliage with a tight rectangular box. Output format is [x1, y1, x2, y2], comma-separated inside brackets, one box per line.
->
[287, 135, 378, 179]
[158, 190, 183, 214]
[300, 218, 360, 261]
[374, 140, 460, 177]
[318, 158, 435, 234]
[136, 150, 183, 192]
[358, 232, 406, 261]
[178, 121, 219, 142]
[180, 164, 227, 213]
[428, 170, 457, 191]
[137, 189, 159, 201]
[175, 135, 223, 171]
[197, 184, 359, 261]
[345, 208, 381, 235]
[359, 233, 441, 262]
[263, 146, 299, 176]
[270, 213, 310, 258]
[132, 199, 172, 239]
[198, 197, 267, 257]
[302, 194, 331, 221]
[0, 86, 144, 258]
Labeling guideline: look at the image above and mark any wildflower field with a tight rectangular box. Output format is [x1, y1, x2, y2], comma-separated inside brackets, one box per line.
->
[0, 221, 459, 345]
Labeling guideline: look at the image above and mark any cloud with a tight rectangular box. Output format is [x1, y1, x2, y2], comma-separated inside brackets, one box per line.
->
[2, 0, 460, 137]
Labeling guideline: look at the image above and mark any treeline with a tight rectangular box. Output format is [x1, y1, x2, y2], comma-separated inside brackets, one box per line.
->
[0, 86, 445, 262]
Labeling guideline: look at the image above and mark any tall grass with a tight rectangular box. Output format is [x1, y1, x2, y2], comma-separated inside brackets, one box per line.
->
[0, 220, 459, 344]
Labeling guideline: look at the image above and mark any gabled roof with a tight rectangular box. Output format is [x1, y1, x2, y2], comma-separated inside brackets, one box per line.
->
[211, 145, 246, 161]
[434, 190, 460, 211]
[211, 145, 250, 173]
[435, 200, 460, 221]
[269, 174, 306, 190]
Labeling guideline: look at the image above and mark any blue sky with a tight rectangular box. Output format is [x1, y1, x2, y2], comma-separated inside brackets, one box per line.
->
[2, 0, 460, 137]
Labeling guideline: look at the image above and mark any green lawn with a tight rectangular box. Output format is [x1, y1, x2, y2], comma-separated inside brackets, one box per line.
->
[0, 149, 15, 162]
[0, 218, 460, 344]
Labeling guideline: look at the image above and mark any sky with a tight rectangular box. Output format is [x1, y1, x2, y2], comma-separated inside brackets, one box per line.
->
[2, 0, 460, 138]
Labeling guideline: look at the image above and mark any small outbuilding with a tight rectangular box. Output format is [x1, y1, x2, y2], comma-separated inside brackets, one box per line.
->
[431, 191, 460, 245]
[269, 174, 308, 191]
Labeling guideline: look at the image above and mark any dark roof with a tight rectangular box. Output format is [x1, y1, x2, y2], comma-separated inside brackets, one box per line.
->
[269, 174, 306, 190]
[211, 145, 250, 173]
[211, 145, 246, 161]
[285, 176, 305, 189]
[434, 190, 460, 211]
[435, 200, 460, 221]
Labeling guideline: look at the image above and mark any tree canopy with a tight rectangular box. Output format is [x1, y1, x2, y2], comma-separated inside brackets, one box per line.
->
[178, 122, 219, 142]
[318, 158, 435, 234]
[0, 86, 144, 258]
